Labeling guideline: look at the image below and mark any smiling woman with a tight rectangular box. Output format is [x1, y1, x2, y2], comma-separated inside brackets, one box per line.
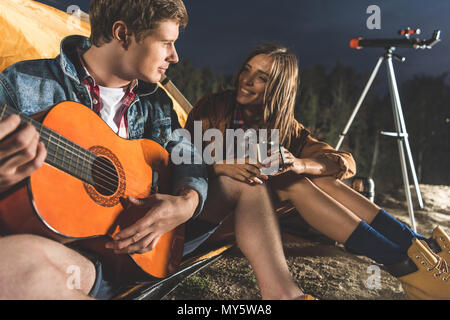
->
[236, 55, 270, 106]
[235, 44, 299, 149]
[185, 43, 450, 300]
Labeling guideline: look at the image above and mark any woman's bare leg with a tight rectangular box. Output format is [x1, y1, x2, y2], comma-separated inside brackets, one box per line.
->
[271, 174, 361, 244]
[309, 176, 380, 224]
[198, 176, 304, 300]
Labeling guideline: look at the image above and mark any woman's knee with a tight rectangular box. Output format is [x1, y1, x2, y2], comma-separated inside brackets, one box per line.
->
[270, 174, 311, 201]
[213, 175, 268, 200]
[200, 176, 255, 220]
[309, 176, 340, 188]
[214, 176, 275, 215]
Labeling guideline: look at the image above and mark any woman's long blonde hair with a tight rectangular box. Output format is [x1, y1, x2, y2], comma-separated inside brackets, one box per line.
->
[236, 43, 299, 149]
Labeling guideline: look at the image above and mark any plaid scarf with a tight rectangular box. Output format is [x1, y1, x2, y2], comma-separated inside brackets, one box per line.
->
[231, 103, 247, 130]
[227, 103, 251, 160]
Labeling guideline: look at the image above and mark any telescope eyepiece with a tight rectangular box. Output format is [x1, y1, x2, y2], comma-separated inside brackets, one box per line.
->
[399, 28, 421, 38]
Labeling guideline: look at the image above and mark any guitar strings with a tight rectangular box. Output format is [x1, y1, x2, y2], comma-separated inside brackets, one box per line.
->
[40, 129, 119, 183]
[2, 105, 160, 196]
[24, 122, 146, 195]
[39, 129, 148, 195]
[43, 133, 154, 196]
[35, 121, 141, 188]
[43, 142, 125, 195]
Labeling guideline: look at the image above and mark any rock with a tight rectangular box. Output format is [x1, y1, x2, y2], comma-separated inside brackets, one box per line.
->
[392, 184, 450, 213]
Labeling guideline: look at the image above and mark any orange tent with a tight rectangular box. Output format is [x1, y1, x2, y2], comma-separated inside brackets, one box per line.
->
[0, 0, 191, 125]
[0, 0, 91, 72]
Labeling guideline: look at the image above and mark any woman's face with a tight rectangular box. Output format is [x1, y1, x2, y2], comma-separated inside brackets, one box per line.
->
[236, 54, 273, 107]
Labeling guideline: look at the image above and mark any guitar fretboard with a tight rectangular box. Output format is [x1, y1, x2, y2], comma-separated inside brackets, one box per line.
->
[1, 104, 96, 185]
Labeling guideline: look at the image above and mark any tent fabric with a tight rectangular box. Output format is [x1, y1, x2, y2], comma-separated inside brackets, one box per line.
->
[0, 0, 91, 72]
[0, 0, 188, 126]
[157, 83, 189, 126]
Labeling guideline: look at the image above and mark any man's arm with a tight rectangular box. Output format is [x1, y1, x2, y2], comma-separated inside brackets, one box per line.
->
[0, 75, 47, 193]
[164, 107, 208, 218]
[105, 106, 207, 255]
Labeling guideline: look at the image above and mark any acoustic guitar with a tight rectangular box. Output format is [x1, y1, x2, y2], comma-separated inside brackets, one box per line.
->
[0, 101, 185, 282]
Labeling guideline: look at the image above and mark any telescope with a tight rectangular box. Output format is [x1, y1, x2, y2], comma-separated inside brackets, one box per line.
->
[339, 28, 443, 232]
[350, 28, 441, 50]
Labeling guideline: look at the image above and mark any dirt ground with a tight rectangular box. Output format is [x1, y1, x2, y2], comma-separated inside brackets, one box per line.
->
[165, 184, 450, 300]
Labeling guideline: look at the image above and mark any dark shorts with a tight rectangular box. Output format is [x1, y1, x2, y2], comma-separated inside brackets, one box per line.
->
[69, 218, 220, 300]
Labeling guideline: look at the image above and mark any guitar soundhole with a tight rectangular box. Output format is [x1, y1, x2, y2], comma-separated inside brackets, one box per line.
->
[83, 145, 126, 207]
[92, 156, 119, 196]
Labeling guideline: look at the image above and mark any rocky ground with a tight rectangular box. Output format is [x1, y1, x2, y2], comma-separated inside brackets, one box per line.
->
[165, 184, 450, 300]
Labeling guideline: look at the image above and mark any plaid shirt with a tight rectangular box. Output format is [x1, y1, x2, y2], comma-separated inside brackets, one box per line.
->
[231, 103, 247, 130]
[227, 103, 250, 160]
[79, 52, 137, 139]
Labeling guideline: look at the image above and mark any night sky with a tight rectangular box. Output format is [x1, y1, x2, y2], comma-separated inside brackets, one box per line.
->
[37, 0, 449, 84]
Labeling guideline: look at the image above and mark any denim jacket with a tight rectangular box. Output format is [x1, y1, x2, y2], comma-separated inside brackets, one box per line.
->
[0, 35, 207, 217]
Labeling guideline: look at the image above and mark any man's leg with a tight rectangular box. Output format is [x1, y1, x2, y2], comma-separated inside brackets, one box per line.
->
[198, 176, 304, 300]
[0, 234, 96, 299]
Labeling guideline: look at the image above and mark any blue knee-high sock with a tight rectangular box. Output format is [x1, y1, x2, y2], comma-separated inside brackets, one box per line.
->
[344, 221, 408, 265]
[370, 209, 427, 251]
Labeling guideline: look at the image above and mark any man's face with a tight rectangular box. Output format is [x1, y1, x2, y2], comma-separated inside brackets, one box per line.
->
[125, 19, 180, 83]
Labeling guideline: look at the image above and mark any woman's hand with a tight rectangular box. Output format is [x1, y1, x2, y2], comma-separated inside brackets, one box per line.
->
[212, 159, 269, 185]
[105, 190, 198, 254]
[262, 147, 306, 176]
[263, 147, 340, 177]
[262, 147, 307, 176]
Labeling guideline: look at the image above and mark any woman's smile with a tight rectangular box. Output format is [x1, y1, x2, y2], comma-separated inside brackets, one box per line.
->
[236, 54, 272, 106]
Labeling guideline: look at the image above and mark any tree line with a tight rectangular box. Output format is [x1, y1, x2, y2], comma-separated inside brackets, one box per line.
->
[167, 59, 450, 193]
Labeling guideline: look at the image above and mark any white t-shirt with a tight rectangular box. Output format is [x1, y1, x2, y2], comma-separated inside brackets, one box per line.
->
[98, 85, 127, 138]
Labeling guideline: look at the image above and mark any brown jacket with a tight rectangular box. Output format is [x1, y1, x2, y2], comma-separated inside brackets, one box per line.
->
[186, 90, 356, 180]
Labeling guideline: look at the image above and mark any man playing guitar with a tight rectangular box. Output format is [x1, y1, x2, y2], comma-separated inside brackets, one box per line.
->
[0, 0, 207, 299]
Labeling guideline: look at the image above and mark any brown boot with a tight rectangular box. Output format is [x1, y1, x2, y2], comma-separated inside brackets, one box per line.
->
[431, 226, 450, 263]
[386, 238, 449, 300]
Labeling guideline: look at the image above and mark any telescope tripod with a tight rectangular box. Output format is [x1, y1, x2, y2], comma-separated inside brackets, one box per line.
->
[336, 47, 424, 232]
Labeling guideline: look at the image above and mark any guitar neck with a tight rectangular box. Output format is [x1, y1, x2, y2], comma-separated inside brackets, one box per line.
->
[0, 104, 96, 185]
